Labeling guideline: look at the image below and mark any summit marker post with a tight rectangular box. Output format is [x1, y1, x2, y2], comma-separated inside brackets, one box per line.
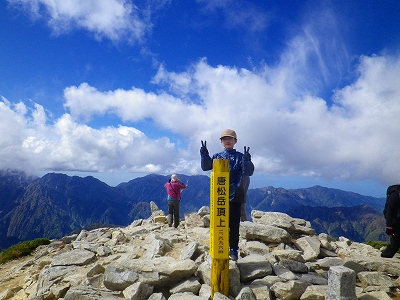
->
[209, 159, 230, 297]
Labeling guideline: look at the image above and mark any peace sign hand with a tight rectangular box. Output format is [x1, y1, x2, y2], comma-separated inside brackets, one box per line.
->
[200, 140, 209, 155]
[244, 146, 251, 160]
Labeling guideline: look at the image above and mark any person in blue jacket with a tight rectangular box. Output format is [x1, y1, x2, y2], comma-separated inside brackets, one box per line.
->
[200, 129, 254, 261]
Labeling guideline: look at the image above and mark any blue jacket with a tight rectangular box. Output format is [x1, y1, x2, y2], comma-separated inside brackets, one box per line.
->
[201, 148, 254, 201]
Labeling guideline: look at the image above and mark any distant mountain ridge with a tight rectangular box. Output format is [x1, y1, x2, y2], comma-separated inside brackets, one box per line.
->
[246, 185, 384, 213]
[0, 170, 387, 250]
[287, 204, 386, 242]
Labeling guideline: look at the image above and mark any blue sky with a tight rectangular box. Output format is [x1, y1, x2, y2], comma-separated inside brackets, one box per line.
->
[1, 0, 400, 197]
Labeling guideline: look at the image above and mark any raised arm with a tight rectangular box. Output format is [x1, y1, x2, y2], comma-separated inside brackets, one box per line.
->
[200, 140, 213, 171]
[243, 146, 254, 176]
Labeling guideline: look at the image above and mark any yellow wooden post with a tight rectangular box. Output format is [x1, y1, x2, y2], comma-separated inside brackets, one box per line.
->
[210, 159, 230, 297]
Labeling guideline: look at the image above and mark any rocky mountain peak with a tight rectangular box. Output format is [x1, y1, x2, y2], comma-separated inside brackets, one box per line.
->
[0, 206, 397, 300]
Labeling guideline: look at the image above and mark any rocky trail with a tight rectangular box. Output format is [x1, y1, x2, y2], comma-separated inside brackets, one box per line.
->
[0, 204, 400, 299]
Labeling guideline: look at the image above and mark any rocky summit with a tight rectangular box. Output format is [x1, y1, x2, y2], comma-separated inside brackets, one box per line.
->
[0, 203, 399, 300]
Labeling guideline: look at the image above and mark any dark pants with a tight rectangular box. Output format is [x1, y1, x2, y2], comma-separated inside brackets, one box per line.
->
[381, 233, 400, 258]
[167, 200, 180, 228]
[240, 203, 247, 221]
[229, 202, 241, 250]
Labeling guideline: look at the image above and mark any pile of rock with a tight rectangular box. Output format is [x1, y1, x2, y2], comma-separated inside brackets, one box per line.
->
[0, 205, 399, 300]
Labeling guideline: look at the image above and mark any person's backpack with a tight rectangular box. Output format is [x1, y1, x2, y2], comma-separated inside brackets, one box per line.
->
[383, 184, 400, 219]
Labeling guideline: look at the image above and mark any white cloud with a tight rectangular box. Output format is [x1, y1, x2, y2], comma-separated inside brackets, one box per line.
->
[0, 95, 184, 174]
[8, 0, 150, 43]
[280, 7, 351, 97]
[1, 52, 400, 186]
[60, 52, 400, 185]
[0, 99, 34, 172]
[23, 113, 179, 173]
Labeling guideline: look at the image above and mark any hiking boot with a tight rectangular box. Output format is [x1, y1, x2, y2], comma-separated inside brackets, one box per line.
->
[229, 248, 238, 261]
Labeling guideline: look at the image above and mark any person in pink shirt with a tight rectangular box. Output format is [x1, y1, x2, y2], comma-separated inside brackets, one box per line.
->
[164, 174, 186, 228]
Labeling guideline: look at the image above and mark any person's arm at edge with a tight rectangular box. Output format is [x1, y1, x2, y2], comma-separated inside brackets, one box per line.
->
[385, 193, 397, 228]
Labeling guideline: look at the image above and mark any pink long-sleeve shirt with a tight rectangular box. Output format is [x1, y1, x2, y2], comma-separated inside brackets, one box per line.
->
[164, 181, 186, 200]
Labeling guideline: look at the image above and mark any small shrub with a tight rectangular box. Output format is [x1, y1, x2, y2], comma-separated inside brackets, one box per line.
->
[0, 238, 51, 264]
[364, 240, 388, 250]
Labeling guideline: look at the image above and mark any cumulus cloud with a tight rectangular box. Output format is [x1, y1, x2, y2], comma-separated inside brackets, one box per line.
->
[2, 53, 400, 184]
[59, 52, 400, 184]
[0, 98, 33, 172]
[7, 0, 151, 43]
[0, 96, 183, 174]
